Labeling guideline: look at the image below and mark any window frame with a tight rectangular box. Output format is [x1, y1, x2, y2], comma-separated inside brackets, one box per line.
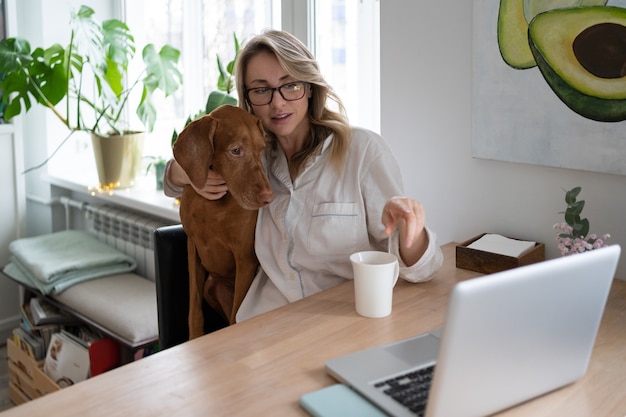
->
[121, 0, 379, 138]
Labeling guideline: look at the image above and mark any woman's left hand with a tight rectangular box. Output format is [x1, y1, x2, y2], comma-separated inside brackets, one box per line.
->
[382, 196, 429, 266]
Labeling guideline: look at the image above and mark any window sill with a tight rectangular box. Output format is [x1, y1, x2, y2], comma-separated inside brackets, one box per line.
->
[45, 171, 180, 223]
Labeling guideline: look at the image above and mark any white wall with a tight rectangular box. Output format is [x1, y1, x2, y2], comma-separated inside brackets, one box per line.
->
[381, 1, 626, 279]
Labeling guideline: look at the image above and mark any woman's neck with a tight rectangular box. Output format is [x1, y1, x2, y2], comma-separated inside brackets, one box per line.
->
[275, 118, 311, 160]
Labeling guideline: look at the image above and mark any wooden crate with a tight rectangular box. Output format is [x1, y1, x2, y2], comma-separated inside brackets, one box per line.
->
[6, 338, 60, 404]
[8, 381, 30, 406]
[456, 233, 545, 274]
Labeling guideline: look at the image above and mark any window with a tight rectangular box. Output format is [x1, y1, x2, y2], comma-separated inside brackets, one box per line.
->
[125, 0, 380, 160]
[311, 0, 380, 133]
[125, 0, 279, 159]
[42, 1, 380, 178]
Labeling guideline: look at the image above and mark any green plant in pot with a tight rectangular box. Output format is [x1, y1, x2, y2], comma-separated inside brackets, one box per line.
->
[0, 5, 183, 189]
[144, 155, 168, 191]
[171, 33, 240, 145]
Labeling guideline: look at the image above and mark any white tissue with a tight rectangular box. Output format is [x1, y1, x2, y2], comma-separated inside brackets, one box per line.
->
[467, 234, 536, 258]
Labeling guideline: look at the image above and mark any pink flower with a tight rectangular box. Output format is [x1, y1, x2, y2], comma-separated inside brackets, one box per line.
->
[554, 233, 609, 256]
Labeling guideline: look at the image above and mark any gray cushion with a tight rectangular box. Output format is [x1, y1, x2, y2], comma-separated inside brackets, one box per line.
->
[52, 273, 158, 345]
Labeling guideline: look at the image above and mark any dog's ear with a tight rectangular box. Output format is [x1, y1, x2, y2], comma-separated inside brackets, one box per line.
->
[173, 116, 219, 189]
[256, 118, 265, 136]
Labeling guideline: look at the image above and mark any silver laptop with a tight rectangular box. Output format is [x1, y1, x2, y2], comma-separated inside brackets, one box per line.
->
[326, 244, 621, 417]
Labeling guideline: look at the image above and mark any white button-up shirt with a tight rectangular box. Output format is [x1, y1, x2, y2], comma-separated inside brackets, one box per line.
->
[237, 127, 443, 321]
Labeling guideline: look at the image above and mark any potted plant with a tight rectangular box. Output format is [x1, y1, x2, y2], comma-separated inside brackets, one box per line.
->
[171, 33, 240, 145]
[553, 186, 611, 255]
[144, 155, 168, 191]
[0, 5, 183, 189]
[207, 33, 240, 111]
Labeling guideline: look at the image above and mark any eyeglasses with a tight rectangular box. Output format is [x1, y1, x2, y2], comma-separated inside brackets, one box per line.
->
[245, 81, 308, 106]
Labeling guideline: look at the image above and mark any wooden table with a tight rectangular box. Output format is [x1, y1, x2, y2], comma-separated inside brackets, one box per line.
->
[4, 243, 626, 417]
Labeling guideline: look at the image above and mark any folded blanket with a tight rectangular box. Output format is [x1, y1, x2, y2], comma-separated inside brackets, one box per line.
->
[3, 230, 137, 294]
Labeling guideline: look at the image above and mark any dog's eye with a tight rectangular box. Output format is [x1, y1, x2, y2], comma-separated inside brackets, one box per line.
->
[231, 147, 241, 155]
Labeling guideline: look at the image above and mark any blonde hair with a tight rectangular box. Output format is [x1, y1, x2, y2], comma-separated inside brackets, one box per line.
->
[235, 30, 351, 178]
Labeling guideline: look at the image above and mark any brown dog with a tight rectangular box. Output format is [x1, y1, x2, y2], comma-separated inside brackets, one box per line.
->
[173, 105, 274, 339]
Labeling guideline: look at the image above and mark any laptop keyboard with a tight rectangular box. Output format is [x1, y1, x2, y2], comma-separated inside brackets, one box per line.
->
[373, 365, 435, 417]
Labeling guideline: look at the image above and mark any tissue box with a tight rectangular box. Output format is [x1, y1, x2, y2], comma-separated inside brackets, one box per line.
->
[456, 233, 545, 274]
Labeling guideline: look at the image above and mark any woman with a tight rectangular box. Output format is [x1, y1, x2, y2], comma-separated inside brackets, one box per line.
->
[164, 30, 443, 321]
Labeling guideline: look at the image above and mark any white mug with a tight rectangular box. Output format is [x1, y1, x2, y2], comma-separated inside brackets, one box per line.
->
[350, 251, 400, 318]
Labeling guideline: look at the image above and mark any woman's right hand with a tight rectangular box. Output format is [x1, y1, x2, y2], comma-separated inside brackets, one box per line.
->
[169, 159, 229, 200]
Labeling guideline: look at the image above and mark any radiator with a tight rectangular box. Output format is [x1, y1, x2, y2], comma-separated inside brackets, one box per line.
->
[61, 199, 175, 282]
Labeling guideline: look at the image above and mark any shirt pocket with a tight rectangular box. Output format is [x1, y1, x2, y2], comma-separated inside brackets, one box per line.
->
[307, 203, 360, 256]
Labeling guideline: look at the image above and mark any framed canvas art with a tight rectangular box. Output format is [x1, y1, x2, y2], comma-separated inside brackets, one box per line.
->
[472, 0, 626, 175]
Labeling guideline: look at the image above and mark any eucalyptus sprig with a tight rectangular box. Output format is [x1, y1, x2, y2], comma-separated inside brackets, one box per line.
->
[554, 187, 610, 256]
[562, 186, 589, 239]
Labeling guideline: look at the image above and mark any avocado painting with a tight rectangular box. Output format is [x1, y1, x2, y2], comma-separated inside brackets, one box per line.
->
[529, 7, 626, 122]
[497, 0, 608, 70]
[499, 2, 626, 122]
[472, 0, 626, 176]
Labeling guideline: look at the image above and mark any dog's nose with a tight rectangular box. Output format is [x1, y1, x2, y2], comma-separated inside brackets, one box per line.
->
[259, 190, 275, 205]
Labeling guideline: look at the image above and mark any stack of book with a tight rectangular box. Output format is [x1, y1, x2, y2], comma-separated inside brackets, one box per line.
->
[12, 297, 121, 387]
[12, 297, 76, 362]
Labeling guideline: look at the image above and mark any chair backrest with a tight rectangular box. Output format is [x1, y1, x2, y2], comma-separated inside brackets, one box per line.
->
[154, 224, 227, 350]
[154, 224, 190, 349]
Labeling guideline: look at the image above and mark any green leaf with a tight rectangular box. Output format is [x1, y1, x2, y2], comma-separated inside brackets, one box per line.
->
[101, 19, 135, 99]
[69, 6, 136, 127]
[571, 218, 590, 238]
[216, 54, 230, 92]
[233, 32, 240, 53]
[0, 39, 68, 121]
[2, 77, 31, 120]
[216, 33, 242, 94]
[136, 84, 156, 132]
[70, 5, 107, 72]
[136, 44, 182, 132]
[226, 59, 236, 76]
[102, 19, 135, 68]
[171, 129, 179, 147]
[142, 44, 182, 96]
[0, 37, 33, 73]
[103, 55, 125, 99]
[39, 45, 69, 105]
[565, 187, 581, 204]
[564, 211, 579, 227]
[569, 200, 585, 216]
[579, 218, 590, 238]
[205, 90, 237, 114]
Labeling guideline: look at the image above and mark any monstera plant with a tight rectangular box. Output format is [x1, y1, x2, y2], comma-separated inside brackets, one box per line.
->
[0, 5, 183, 188]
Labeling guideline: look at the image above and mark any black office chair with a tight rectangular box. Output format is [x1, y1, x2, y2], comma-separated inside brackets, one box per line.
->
[154, 224, 228, 350]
